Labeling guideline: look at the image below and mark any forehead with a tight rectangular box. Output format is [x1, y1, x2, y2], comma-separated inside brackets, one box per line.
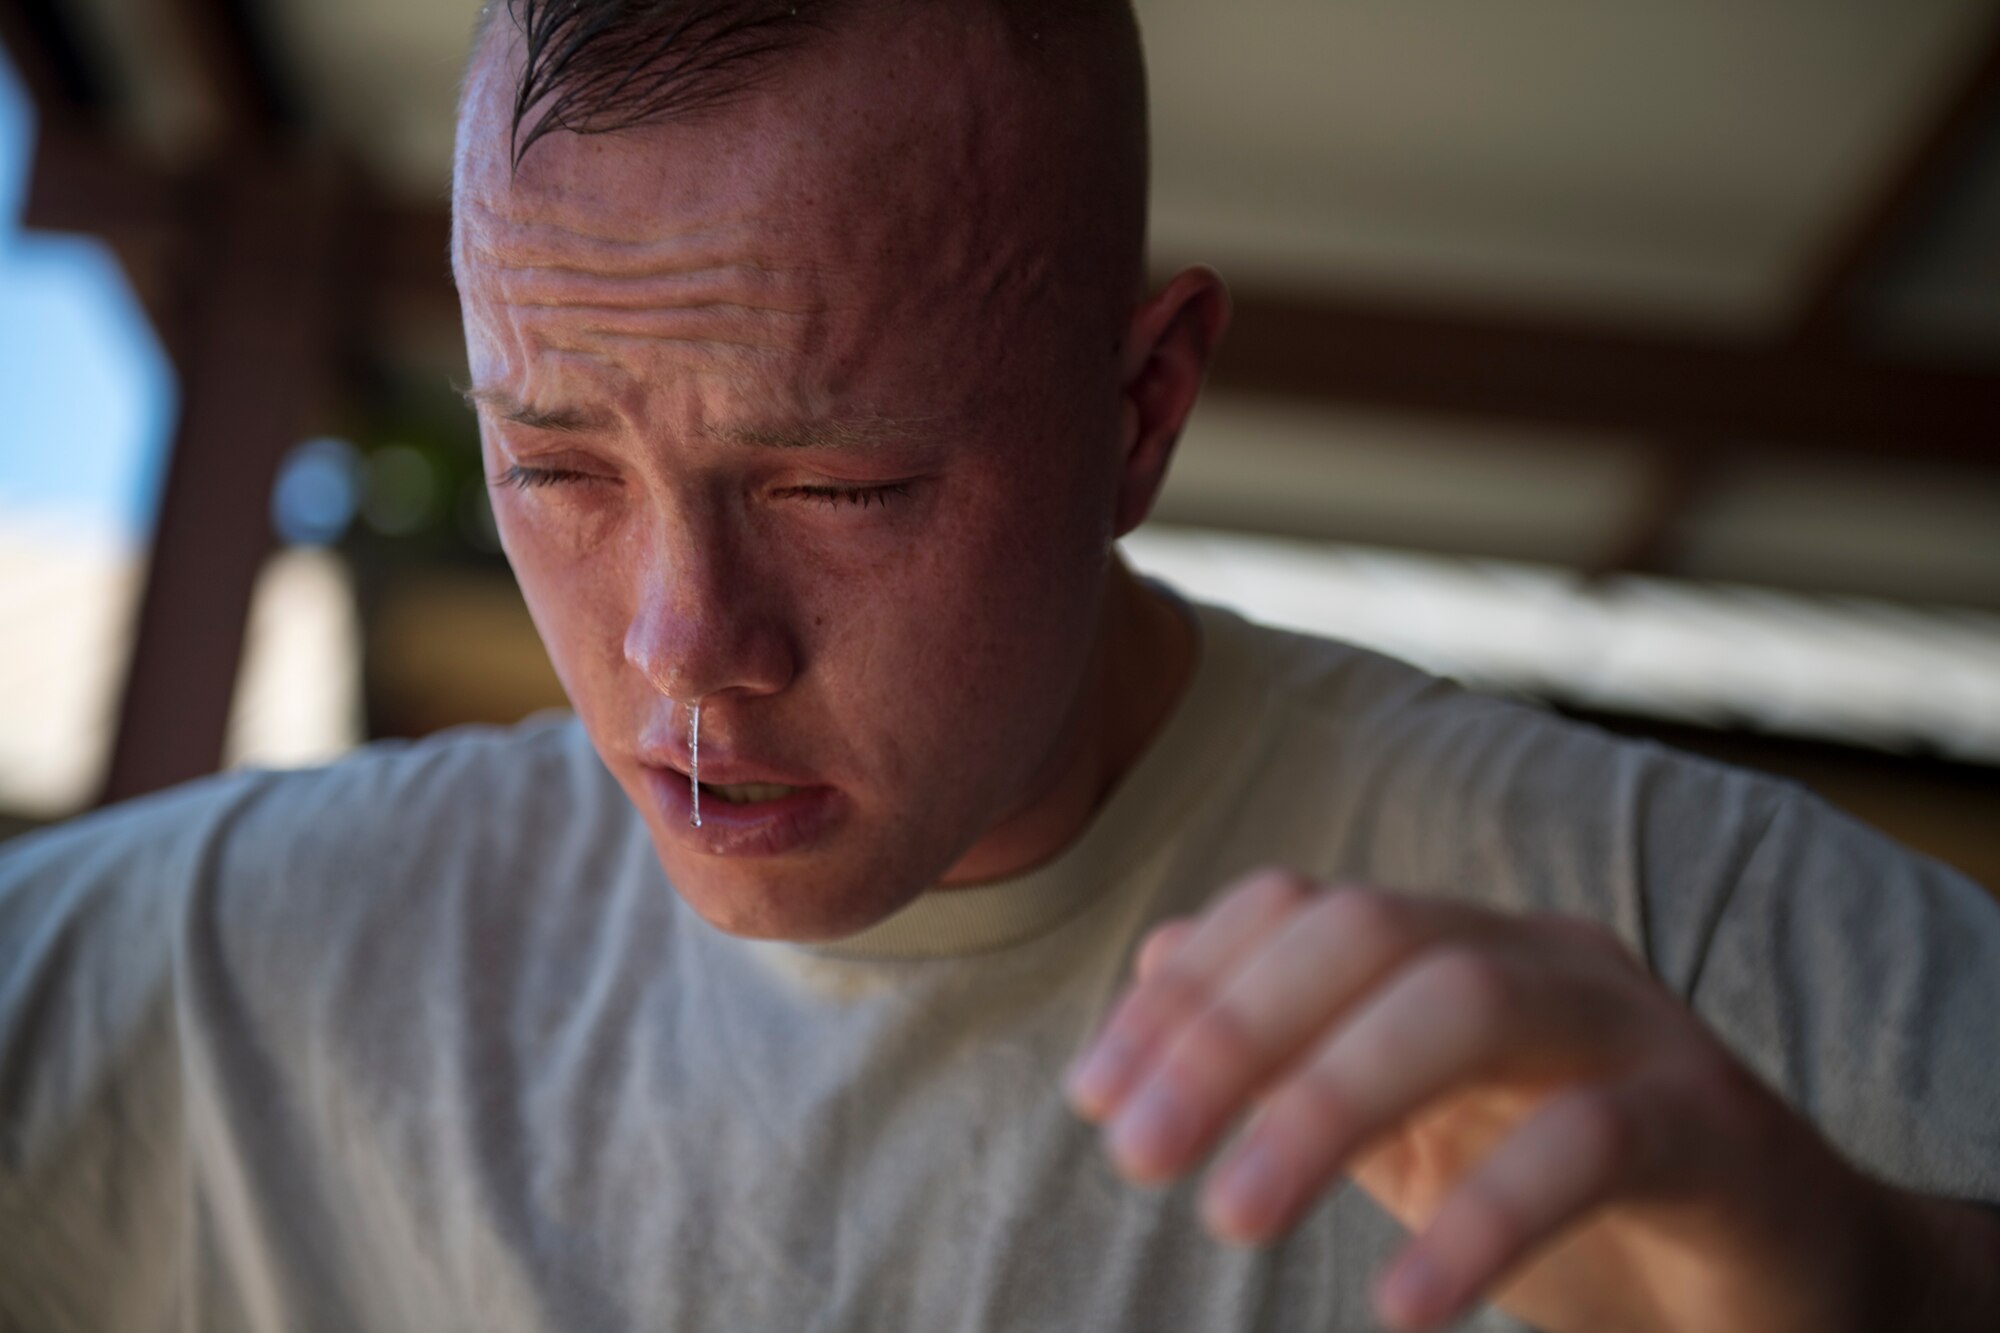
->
[452, 11, 1055, 342]
[449, 8, 1139, 452]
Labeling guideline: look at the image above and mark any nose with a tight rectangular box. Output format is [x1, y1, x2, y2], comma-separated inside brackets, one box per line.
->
[621, 512, 797, 704]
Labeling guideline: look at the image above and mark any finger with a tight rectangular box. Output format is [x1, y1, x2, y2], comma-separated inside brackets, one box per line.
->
[1201, 943, 1587, 1240]
[1065, 868, 1309, 1121]
[1373, 1085, 1648, 1330]
[1135, 919, 1195, 982]
[1106, 887, 1444, 1181]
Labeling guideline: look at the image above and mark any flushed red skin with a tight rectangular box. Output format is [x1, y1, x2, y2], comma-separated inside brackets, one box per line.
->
[453, 8, 1217, 942]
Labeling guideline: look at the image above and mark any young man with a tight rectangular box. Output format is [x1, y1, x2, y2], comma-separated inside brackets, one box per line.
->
[4, 3, 1997, 1329]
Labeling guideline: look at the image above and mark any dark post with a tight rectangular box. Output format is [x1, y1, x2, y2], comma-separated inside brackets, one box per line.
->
[97, 154, 342, 802]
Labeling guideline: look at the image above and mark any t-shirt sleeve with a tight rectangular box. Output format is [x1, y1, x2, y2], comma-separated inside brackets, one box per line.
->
[0, 776, 263, 1330]
[1688, 788, 2000, 1206]
[2, 717, 630, 1331]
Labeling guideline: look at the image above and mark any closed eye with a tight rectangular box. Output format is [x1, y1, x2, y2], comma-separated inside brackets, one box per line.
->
[492, 464, 608, 490]
[781, 483, 912, 509]
[492, 469, 912, 509]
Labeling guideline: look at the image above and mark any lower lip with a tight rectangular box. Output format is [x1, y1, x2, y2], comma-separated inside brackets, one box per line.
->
[640, 765, 844, 857]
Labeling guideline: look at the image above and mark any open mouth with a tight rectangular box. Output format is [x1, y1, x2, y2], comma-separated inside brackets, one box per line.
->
[640, 763, 840, 855]
[699, 781, 803, 805]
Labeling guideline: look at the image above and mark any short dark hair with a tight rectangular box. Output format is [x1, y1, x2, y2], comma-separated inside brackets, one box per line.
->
[498, 0, 842, 166]
[485, 0, 1144, 169]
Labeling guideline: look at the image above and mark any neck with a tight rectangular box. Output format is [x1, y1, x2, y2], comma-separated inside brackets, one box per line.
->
[939, 561, 1197, 887]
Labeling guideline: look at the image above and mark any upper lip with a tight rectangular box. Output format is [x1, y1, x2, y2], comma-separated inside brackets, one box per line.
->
[634, 738, 819, 789]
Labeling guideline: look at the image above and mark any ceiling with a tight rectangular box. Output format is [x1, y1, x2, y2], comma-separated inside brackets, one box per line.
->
[44, 0, 2000, 333]
[1142, 0, 2000, 332]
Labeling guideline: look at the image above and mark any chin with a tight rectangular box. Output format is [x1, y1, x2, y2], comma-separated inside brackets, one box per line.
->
[646, 835, 931, 943]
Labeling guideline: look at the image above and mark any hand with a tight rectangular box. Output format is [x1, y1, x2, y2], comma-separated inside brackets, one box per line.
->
[1063, 869, 1892, 1333]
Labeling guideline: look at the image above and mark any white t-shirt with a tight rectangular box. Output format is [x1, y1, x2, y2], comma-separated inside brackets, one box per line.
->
[3, 597, 1996, 1331]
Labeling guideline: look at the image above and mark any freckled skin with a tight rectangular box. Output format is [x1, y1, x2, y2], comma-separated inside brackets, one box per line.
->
[453, 6, 1227, 940]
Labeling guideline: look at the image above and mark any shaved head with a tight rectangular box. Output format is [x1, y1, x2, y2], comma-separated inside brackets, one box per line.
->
[467, 2, 1143, 136]
[455, 0, 1154, 400]
[464, 1, 1148, 259]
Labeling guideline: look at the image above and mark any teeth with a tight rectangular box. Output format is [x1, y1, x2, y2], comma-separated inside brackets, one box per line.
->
[703, 781, 799, 804]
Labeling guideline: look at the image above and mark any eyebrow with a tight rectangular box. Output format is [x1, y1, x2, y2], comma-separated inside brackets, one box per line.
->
[460, 386, 609, 434]
[708, 417, 935, 453]
[463, 384, 936, 453]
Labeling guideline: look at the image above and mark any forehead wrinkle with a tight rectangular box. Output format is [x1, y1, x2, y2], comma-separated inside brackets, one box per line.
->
[490, 256, 798, 286]
[481, 273, 825, 363]
[507, 302, 816, 357]
[568, 329, 788, 354]
[493, 270, 818, 317]
[471, 220, 831, 361]
[507, 297, 812, 316]
[458, 197, 791, 274]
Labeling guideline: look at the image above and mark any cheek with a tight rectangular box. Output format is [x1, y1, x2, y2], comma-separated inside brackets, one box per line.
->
[953, 453, 1116, 620]
[492, 495, 635, 702]
[823, 467, 1110, 732]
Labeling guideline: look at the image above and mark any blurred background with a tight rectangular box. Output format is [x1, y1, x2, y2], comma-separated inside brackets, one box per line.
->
[1, 0, 1996, 887]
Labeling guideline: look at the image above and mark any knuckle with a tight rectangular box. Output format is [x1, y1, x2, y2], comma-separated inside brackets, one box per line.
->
[1162, 1001, 1264, 1090]
[1280, 1067, 1361, 1145]
[1104, 970, 1204, 1062]
[1314, 884, 1406, 955]
[1140, 964, 1217, 1031]
[1417, 945, 1516, 1019]
[1450, 1182, 1531, 1263]
[1561, 1087, 1637, 1177]
[1235, 866, 1316, 915]
[1136, 919, 1190, 972]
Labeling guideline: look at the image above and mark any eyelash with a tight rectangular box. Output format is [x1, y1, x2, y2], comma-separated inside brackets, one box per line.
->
[494, 466, 911, 510]
[784, 483, 912, 509]
[494, 465, 592, 490]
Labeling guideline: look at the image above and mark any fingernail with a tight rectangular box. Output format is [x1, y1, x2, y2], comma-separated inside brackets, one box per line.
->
[1378, 1250, 1450, 1327]
[1204, 1138, 1286, 1241]
[1109, 1084, 1192, 1177]
[1063, 1033, 1135, 1118]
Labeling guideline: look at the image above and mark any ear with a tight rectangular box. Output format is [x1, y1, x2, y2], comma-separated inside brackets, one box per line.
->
[1112, 266, 1231, 538]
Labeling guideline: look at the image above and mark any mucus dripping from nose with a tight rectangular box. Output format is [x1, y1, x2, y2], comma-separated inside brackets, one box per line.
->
[688, 699, 702, 828]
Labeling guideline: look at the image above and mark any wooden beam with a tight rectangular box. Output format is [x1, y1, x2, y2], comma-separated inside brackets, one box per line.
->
[20, 120, 178, 233]
[168, 0, 299, 136]
[30, 145, 1998, 470]
[1211, 288, 2000, 462]
[356, 198, 456, 323]
[1607, 10, 2000, 574]
[20, 0, 328, 802]
[1585, 447, 1718, 582]
[98, 154, 343, 803]
[0, 0, 105, 117]
[1794, 7, 2000, 343]
[319, 207, 2000, 466]
[19, 121, 190, 354]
